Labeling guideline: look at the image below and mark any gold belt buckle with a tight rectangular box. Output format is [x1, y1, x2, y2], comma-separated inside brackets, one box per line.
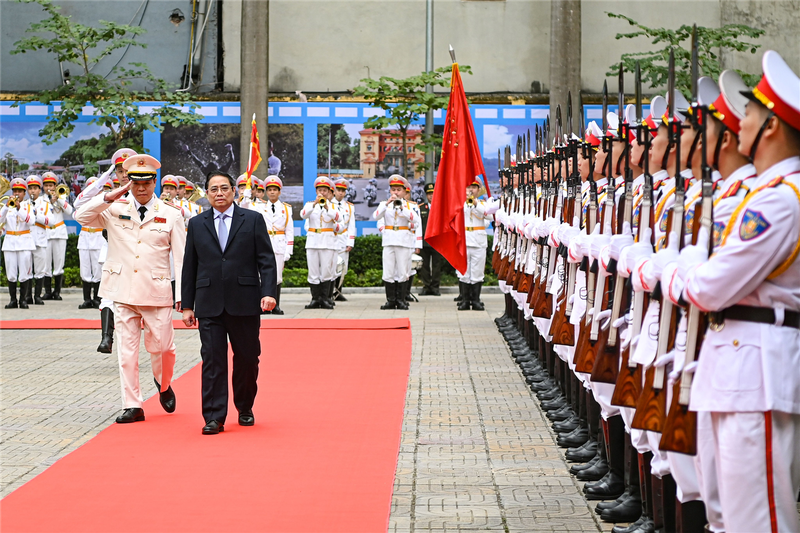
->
[393, 226, 398, 231]
[708, 311, 725, 332]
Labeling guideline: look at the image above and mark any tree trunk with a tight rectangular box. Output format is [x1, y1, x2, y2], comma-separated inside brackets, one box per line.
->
[549, 0, 581, 121]
[401, 128, 408, 179]
[240, 0, 269, 178]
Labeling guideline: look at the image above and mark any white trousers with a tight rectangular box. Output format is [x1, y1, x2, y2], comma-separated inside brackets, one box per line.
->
[712, 410, 800, 533]
[275, 253, 285, 284]
[45, 239, 66, 276]
[32, 246, 47, 278]
[694, 411, 724, 532]
[114, 303, 177, 409]
[382, 245, 413, 282]
[79, 249, 102, 282]
[457, 246, 487, 284]
[306, 248, 336, 284]
[3, 250, 33, 282]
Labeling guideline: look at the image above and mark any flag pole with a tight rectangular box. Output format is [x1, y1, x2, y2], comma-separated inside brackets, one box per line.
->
[246, 113, 256, 189]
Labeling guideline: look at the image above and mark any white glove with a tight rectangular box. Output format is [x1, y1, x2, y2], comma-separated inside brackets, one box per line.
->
[568, 230, 588, 263]
[608, 222, 634, 261]
[559, 224, 580, 249]
[677, 226, 710, 281]
[641, 232, 679, 289]
[485, 199, 500, 215]
[589, 226, 610, 262]
[660, 262, 684, 306]
[627, 228, 655, 289]
[243, 187, 252, 199]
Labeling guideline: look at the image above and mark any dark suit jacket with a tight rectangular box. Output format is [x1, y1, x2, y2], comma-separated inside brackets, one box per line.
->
[182, 204, 277, 318]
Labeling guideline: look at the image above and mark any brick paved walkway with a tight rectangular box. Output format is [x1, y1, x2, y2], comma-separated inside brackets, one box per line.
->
[1, 289, 605, 532]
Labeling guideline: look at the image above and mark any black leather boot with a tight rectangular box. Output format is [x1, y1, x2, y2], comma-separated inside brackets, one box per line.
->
[395, 281, 409, 310]
[271, 284, 285, 314]
[457, 282, 471, 310]
[305, 283, 321, 309]
[18, 280, 30, 309]
[91, 281, 101, 308]
[97, 307, 114, 354]
[454, 281, 465, 302]
[318, 281, 334, 309]
[470, 283, 485, 310]
[566, 438, 599, 463]
[34, 277, 44, 304]
[42, 276, 53, 300]
[52, 274, 63, 300]
[381, 282, 397, 310]
[405, 276, 417, 302]
[601, 485, 643, 523]
[5, 282, 18, 309]
[78, 281, 94, 309]
[334, 277, 347, 301]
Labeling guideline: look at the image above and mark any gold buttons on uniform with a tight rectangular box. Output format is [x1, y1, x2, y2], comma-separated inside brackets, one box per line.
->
[733, 339, 740, 347]
[134, 270, 138, 273]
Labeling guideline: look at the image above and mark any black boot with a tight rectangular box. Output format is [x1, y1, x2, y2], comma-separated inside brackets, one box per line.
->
[42, 276, 53, 300]
[52, 274, 63, 300]
[457, 282, 471, 310]
[5, 282, 18, 309]
[471, 283, 485, 310]
[381, 282, 397, 310]
[97, 307, 114, 354]
[395, 281, 409, 310]
[91, 282, 101, 308]
[318, 280, 334, 309]
[454, 281, 465, 302]
[18, 280, 30, 309]
[305, 283, 321, 309]
[78, 281, 94, 309]
[271, 283, 285, 315]
[34, 277, 44, 304]
[24, 279, 33, 304]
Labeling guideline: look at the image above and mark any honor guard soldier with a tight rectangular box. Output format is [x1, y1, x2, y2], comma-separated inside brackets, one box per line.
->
[332, 178, 355, 301]
[160, 174, 179, 202]
[418, 182, 444, 296]
[39, 171, 73, 300]
[301, 176, 341, 309]
[75, 154, 186, 424]
[1, 178, 35, 308]
[373, 175, 417, 310]
[183, 181, 203, 218]
[26, 175, 47, 304]
[674, 50, 800, 532]
[236, 174, 251, 203]
[254, 178, 267, 204]
[261, 175, 294, 314]
[175, 175, 187, 201]
[401, 177, 422, 303]
[456, 179, 491, 311]
[76, 177, 104, 309]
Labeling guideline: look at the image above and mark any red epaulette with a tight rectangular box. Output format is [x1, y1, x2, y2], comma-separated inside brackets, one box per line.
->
[164, 201, 181, 210]
[114, 198, 129, 203]
[766, 175, 785, 188]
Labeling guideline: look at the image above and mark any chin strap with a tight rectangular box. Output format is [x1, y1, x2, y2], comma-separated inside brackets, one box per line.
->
[686, 129, 701, 171]
[711, 125, 729, 171]
[748, 111, 775, 163]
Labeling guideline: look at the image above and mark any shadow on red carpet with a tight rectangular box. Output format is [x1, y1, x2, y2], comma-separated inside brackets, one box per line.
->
[0, 318, 412, 533]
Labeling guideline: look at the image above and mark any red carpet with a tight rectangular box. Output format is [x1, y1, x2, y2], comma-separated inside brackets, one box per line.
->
[0, 317, 408, 330]
[0, 318, 412, 533]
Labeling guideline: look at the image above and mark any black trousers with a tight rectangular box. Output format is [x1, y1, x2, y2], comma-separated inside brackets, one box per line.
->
[198, 311, 261, 424]
[418, 246, 443, 291]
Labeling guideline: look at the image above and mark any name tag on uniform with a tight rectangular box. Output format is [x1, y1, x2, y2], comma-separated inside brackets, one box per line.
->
[119, 215, 131, 220]
[154, 217, 166, 224]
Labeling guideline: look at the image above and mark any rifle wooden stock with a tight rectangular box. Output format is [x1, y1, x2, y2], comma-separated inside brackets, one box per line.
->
[549, 286, 575, 346]
[518, 271, 532, 295]
[591, 333, 620, 383]
[497, 253, 510, 280]
[610, 342, 642, 407]
[492, 247, 501, 272]
[659, 377, 698, 455]
[574, 276, 610, 374]
[506, 260, 517, 285]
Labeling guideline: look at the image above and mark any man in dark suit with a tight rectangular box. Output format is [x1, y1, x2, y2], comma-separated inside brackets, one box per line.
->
[181, 172, 277, 435]
[418, 183, 444, 296]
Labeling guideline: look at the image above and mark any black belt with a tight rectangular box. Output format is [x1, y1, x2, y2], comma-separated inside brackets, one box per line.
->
[709, 305, 800, 331]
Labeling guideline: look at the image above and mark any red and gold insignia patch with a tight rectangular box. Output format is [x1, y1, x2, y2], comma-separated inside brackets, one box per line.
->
[154, 217, 166, 224]
[739, 209, 770, 241]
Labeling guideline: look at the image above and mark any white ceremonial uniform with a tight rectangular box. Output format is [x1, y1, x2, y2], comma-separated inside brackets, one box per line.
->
[74, 193, 186, 409]
[29, 197, 48, 279]
[332, 198, 355, 280]
[684, 156, 800, 533]
[409, 200, 422, 276]
[300, 200, 341, 284]
[38, 195, 73, 277]
[74, 170, 115, 308]
[458, 199, 492, 283]
[262, 199, 294, 284]
[0, 202, 35, 282]
[373, 199, 416, 282]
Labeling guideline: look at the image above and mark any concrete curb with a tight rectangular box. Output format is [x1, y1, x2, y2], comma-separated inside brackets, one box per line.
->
[48, 285, 503, 295]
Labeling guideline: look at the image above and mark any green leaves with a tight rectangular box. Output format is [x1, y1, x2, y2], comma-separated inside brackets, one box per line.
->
[605, 13, 765, 95]
[11, 0, 202, 164]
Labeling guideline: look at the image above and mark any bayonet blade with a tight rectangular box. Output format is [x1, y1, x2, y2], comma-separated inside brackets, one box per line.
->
[635, 61, 642, 123]
[602, 80, 609, 135]
[691, 25, 699, 104]
[618, 64, 625, 137]
[667, 48, 676, 120]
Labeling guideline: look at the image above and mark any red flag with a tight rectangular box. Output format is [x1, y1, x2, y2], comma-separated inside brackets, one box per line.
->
[245, 113, 263, 188]
[425, 64, 488, 273]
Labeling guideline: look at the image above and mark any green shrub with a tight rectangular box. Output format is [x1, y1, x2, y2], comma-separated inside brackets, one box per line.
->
[282, 268, 309, 287]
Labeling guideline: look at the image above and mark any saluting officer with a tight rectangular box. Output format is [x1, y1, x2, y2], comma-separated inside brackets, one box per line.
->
[457, 179, 492, 311]
[1, 178, 35, 309]
[76, 176, 104, 309]
[300, 176, 341, 309]
[261, 175, 294, 314]
[418, 183, 443, 296]
[332, 178, 356, 301]
[373, 175, 417, 310]
[74, 154, 186, 424]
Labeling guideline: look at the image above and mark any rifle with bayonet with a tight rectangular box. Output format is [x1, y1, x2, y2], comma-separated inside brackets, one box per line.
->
[633, 49, 685, 433]
[661, 27, 706, 454]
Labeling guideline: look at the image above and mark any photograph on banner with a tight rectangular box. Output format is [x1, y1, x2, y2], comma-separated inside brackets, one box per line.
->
[482, 123, 544, 197]
[316, 123, 442, 221]
[161, 122, 304, 218]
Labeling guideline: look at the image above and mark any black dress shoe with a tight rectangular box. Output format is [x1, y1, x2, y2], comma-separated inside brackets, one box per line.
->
[566, 440, 598, 462]
[547, 406, 576, 422]
[116, 408, 145, 423]
[238, 410, 255, 426]
[540, 397, 567, 411]
[271, 307, 285, 315]
[557, 428, 590, 448]
[202, 420, 224, 435]
[154, 378, 176, 413]
[596, 485, 636, 513]
[601, 492, 643, 523]
[583, 471, 625, 500]
[613, 517, 654, 533]
[552, 416, 583, 433]
[569, 454, 600, 474]
[537, 388, 562, 401]
[576, 457, 610, 481]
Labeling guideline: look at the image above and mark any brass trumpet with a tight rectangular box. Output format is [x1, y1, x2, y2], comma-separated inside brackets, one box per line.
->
[318, 198, 326, 206]
[161, 191, 172, 202]
[56, 183, 69, 197]
[188, 187, 205, 203]
[6, 196, 18, 209]
[466, 194, 475, 206]
[0, 176, 10, 198]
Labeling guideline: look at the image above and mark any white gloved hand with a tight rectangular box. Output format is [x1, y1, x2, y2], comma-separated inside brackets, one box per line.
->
[568, 230, 588, 263]
[608, 222, 634, 261]
[485, 199, 501, 215]
[660, 262, 684, 306]
[559, 224, 580, 249]
[243, 187, 252, 199]
[677, 226, 710, 281]
[589, 227, 610, 262]
[581, 224, 601, 259]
